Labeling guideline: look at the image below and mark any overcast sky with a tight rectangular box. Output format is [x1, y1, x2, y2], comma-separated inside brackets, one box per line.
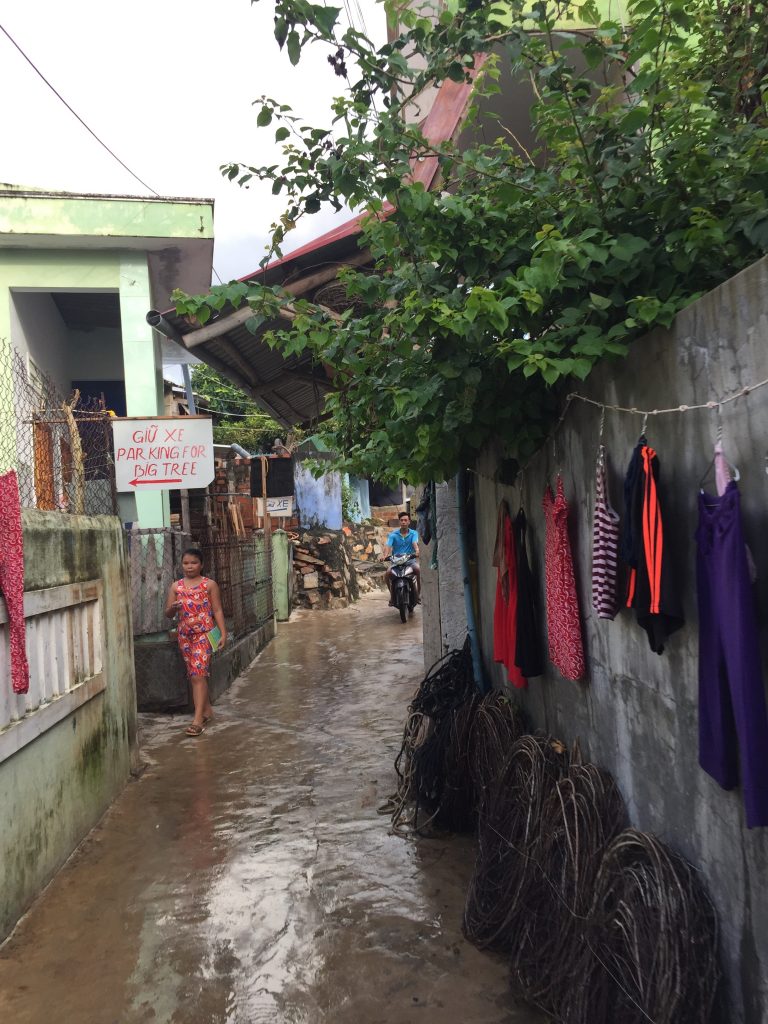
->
[0, 0, 386, 283]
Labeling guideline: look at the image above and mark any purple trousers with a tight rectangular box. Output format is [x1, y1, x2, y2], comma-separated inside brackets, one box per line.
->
[697, 482, 768, 828]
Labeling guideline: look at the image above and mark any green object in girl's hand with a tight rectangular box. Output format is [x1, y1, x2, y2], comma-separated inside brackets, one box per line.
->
[207, 626, 222, 652]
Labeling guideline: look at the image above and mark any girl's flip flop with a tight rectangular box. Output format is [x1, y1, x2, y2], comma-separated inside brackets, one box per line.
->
[185, 723, 205, 737]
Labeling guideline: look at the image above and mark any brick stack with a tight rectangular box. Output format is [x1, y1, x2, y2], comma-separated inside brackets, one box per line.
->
[343, 521, 388, 594]
[205, 454, 301, 537]
[208, 456, 254, 537]
[291, 529, 360, 610]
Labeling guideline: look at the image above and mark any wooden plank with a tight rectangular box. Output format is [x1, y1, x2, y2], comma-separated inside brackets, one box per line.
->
[0, 673, 106, 765]
[51, 609, 65, 698]
[130, 536, 143, 635]
[69, 605, 82, 687]
[84, 600, 95, 677]
[32, 614, 52, 704]
[143, 534, 158, 634]
[93, 599, 104, 676]
[0, 580, 102, 625]
[33, 421, 56, 510]
[0, 624, 12, 730]
[58, 608, 71, 699]
[24, 616, 42, 713]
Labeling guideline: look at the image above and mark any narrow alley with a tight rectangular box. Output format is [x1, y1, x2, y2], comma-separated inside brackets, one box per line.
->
[0, 592, 540, 1024]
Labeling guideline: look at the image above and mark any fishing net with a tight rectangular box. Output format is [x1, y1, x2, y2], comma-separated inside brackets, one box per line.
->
[381, 642, 525, 837]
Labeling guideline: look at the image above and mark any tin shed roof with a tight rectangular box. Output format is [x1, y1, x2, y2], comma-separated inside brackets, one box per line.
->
[151, 72, 478, 428]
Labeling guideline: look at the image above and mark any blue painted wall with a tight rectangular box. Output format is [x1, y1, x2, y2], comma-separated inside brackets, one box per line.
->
[294, 461, 342, 530]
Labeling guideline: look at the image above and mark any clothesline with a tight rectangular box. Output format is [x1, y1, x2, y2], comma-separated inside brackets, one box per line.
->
[467, 371, 768, 486]
[554, 372, 768, 439]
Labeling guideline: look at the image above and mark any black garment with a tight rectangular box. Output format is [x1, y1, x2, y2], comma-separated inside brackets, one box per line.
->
[513, 509, 544, 678]
[415, 483, 434, 546]
[250, 456, 295, 498]
[619, 437, 684, 654]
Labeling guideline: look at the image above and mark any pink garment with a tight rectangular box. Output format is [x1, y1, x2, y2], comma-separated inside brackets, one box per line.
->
[714, 441, 731, 497]
[713, 442, 756, 582]
[543, 476, 585, 681]
[0, 471, 30, 695]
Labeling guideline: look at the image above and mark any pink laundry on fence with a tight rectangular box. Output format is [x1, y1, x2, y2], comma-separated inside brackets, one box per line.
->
[0, 470, 29, 695]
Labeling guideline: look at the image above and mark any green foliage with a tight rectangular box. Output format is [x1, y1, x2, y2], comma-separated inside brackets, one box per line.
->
[190, 364, 253, 416]
[212, 416, 288, 454]
[190, 364, 287, 453]
[177, 0, 768, 482]
[341, 479, 361, 522]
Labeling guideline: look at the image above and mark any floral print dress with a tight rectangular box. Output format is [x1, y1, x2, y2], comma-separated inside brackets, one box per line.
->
[177, 578, 215, 678]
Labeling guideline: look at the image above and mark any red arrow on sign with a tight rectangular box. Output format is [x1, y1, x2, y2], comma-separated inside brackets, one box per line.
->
[129, 478, 183, 487]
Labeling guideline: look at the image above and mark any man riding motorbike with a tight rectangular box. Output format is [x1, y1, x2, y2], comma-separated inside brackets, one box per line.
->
[382, 511, 421, 606]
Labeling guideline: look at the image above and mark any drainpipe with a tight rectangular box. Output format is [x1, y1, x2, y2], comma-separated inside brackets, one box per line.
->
[146, 309, 184, 346]
[456, 469, 488, 694]
[181, 364, 197, 415]
[148, 311, 198, 534]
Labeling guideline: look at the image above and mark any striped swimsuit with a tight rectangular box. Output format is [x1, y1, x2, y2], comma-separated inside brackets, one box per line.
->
[591, 445, 620, 620]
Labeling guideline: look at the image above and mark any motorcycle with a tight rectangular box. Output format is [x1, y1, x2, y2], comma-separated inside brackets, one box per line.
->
[387, 554, 418, 623]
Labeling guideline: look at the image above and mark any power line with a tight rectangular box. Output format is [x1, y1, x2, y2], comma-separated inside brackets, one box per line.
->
[1, 22, 227, 286]
[0, 22, 159, 196]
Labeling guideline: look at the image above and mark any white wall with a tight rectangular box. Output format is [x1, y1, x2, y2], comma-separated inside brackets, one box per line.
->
[294, 462, 342, 530]
[11, 292, 71, 396]
[68, 327, 123, 380]
[11, 294, 123, 397]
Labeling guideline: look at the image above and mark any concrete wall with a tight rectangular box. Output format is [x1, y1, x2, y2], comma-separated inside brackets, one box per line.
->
[0, 512, 138, 940]
[10, 293, 124, 398]
[420, 480, 468, 671]
[134, 619, 276, 711]
[119, 253, 166, 528]
[345, 474, 371, 523]
[69, 326, 124, 380]
[469, 256, 768, 1023]
[10, 291, 73, 396]
[0, 188, 215, 521]
[294, 461, 342, 530]
[271, 529, 292, 621]
[0, 251, 167, 526]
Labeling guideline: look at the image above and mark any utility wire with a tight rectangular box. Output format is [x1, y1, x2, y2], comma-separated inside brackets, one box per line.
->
[0, 22, 159, 196]
[1, 22, 227, 286]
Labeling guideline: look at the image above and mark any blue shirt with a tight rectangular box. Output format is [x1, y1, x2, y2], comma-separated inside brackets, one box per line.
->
[388, 528, 419, 557]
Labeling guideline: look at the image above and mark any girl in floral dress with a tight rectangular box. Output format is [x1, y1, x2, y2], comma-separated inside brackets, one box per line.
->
[165, 548, 227, 736]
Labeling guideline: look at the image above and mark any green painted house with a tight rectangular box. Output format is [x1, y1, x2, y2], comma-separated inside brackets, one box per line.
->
[0, 185, 214, 526]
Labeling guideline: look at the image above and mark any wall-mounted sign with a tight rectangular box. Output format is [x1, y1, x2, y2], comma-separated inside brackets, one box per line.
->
[255, 496, 294, 517]
[112, 417, 214, 491]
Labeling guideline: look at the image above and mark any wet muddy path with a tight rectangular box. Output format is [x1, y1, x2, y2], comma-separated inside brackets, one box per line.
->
[0, 592, 541, 1024]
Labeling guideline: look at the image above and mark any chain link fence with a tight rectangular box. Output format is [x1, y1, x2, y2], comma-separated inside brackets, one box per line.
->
[130, 528, 274, 706]
[200, 535, 274, 636]
[128, 528, 273, 640]
[2, 348, 117, 515]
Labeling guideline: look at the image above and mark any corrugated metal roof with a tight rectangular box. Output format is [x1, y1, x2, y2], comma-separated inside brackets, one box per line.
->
[161, 73, 478, 427]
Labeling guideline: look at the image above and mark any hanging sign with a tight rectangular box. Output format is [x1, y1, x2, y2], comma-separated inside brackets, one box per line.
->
[255, 496, 294, 517]
[112, 417, 215, 491]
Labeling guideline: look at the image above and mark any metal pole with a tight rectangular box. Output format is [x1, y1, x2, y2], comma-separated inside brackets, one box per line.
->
[456, 469, 488, 694]
[180, 364, 196, 535]
[181, 363, 197, 415]
[261, 456, 273, 618]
